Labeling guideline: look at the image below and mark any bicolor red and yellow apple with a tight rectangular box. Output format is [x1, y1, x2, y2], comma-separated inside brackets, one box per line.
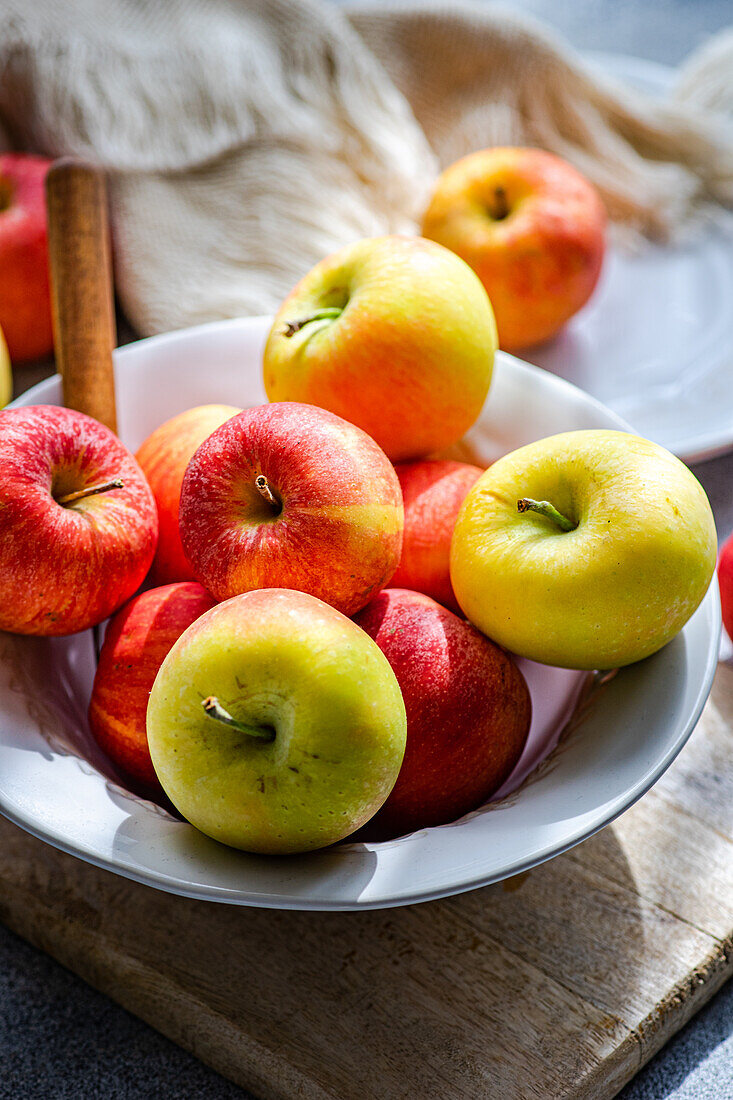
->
[422, 147, 606, 351]
[146, 588, 407, 853]
[179, 401, 403, 616]
[0, 405, 158, 635]
[354, 588, 531, 840]
[136, 403, 240, 584]
[263, 235, 497, 461]
[89, 582, 216, 793]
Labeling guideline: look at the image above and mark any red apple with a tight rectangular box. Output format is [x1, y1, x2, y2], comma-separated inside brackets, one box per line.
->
[719, 532, 733, 641]
[263, 235, 497, 461]
[391, 459, 484, 611]
[354, 588, 531, 840]
[0, 405, 158, 635]
[136, 404, 240, 584]
[89, 581, 216, 793]
[422, 147, 606, 351]
[179, 402, 403, 616]
[0, 154, 54, 362]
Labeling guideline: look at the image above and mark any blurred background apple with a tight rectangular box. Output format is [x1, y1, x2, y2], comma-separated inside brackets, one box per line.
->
[0, 153, 54, 363]
[422, 147, 606, 351]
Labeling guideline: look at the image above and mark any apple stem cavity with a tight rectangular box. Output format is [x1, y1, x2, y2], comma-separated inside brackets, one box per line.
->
[56, 478, 124, 506]
[255, 474, 281, 513]
[489, 185, 510, 221]
[517, 498, 577, 532]
[202, 696, 276, 742]
[282, 307, 343, 337]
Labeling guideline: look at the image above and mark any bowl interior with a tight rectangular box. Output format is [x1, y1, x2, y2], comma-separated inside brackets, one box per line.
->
[1, 317, 720, 909]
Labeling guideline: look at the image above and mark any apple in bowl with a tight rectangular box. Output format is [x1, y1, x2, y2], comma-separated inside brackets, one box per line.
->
[451, 429, 717, 669]
[179, 401, 404, 616]
[391, 459, 484, 611]
[263, 235, 497, 461]
[146, 588, 407, 854]
[354, 588, 531, 840]
[422, 147, 606, 351]
[89, 581, 217, 794]
[0, 405, 158, 635]
[136, 403, 241, 584]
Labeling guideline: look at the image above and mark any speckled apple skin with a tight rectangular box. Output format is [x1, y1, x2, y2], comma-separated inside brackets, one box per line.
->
[0, 154, 54, 362]
[146, 589, 407, 854]
[451, 430, 718, 669]
[262, 236, 497, 462]
[391, 459, 484, 611]
[179, 402, 404, 616]
[422, 147, 606, 351]
[354, 588, 531, 841]
[0, 406, 158, 635]
[136, 403, 240, 585]
[89, 582, 216, 792]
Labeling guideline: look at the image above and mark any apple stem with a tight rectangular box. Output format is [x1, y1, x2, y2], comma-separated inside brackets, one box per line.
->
[517, 498, 577, 532]
[490, 185, 510, 221]
[255, 474, 280, 512]
[56, 478, 124, 506]
[282, 307, 342, 337]
[202, 696, 275, 742]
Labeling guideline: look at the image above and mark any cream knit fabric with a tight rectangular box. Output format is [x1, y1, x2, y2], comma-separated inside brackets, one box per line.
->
[1, 0, 731, 335]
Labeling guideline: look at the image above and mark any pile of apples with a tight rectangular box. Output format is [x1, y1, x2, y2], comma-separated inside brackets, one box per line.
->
[0, 152, 719, 856]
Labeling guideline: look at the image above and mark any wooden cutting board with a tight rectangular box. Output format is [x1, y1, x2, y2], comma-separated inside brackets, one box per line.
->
[1, 659, 732, 1100]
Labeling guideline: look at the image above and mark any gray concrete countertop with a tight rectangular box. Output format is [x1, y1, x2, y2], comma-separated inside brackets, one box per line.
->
[2, 1, 732, 1097]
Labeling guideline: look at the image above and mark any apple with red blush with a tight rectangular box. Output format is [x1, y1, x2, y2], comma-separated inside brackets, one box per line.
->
[0, 154, 54, 362]
[89, 581, 216, 794]
[354, 588, 531, 840]
[0, 405, 157, 635]
[422, 147, 606, 351]
[136, 403, 240, 584]
[179, 402, 403, 616]
[391, 459, 484, 611]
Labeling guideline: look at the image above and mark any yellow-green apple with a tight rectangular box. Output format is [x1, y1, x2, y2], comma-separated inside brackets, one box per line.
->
[719, 533, 733, 641]
[262, 235, 497, 461]
[391, 459, 484, 611]
[0, 325, 10, 407]
[0, 154, 54, 362]
[136, 404, 240, 585]
[0, 405, 158, 635]
[353, 588, 531, 840]
[422, 147, 606, 351]
[89, 582, 216, 794]
[450, 430, 717, 669]
[146, 588, 407, 853]
[179, 402, 403, 616]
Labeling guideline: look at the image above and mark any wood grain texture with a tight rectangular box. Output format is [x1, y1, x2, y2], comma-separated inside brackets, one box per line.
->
[0, 662, 732, 1100]
[45, 159, 118, 431]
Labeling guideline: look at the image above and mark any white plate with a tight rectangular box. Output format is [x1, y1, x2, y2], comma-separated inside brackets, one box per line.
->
[523, 53, 733, 463]
[1, 317, 720, 910]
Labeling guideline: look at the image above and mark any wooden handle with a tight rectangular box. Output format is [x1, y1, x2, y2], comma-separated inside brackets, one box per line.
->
[46, 159, 118, 432]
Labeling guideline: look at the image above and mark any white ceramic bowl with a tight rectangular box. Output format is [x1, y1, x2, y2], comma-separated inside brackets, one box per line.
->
[1, 317, 720, 910]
